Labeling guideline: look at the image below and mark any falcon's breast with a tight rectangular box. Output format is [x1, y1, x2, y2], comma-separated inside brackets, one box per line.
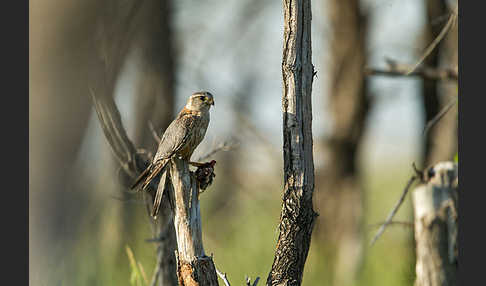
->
[173, 108, 210, 160]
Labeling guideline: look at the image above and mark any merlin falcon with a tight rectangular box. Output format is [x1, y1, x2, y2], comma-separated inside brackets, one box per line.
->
[131, 91, 215, 217]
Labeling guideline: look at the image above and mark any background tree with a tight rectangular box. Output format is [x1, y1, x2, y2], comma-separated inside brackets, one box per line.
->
[128, 0, 178, 284]
[422, 0, 458, 167]
[30, 1, 107, 282]
[314, 0, 369, 285]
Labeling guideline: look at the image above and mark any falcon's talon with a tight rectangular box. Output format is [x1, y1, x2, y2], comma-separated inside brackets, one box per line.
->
[189, 161, 206, 167]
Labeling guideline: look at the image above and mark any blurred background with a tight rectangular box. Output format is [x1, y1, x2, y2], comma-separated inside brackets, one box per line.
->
[29, 0, 457, 285]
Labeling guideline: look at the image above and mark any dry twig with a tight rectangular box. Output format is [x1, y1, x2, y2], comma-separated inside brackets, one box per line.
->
[368, 221, 414, 230]
[195, 140, 239, 162]
[370, 172, 419, 246]
[423, 97, 458, 136]
[246, 276, 260, 286]
[215, 268, 231, 286]
[406, 10, 457, 75]
[365, 58, 457, 81]
[89, 88, 141, 178]
[148, 120, 162, 143]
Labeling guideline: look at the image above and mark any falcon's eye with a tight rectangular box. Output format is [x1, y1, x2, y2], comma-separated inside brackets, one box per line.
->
[191, 92, 214, 105]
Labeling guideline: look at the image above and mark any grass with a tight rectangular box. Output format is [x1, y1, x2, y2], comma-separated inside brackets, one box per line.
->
[35, 162, 419, 286]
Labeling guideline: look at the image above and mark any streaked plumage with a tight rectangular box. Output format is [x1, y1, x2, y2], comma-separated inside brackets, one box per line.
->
[131, 91, 214, 217]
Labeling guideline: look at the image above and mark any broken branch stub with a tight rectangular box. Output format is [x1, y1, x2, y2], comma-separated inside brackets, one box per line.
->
[412, 161, 458, 286]
[169, 157, 218, 286]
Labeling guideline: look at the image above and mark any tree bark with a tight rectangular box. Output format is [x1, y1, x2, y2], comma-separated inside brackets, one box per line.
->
[412, 161, 458, 286]
[169, 158, 219, 286]
[266, 0, 317, 285]
[315, 0, 369, 284]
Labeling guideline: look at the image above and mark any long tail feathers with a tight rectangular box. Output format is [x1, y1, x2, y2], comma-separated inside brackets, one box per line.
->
[130, 159, 171, 218]
[141, 160, 168, 190]
[151, 171, 168, 218]
[130, 166, 151, 190]
[130, 159, 169, 191]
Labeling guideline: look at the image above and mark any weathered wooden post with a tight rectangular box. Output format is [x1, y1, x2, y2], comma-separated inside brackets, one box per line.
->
[169, 158, 219, 286]
[412, 161, 458, 286]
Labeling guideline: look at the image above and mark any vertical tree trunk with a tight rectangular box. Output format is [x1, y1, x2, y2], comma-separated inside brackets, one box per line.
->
[422, 0, 458, 167]
[169, 158, 219, 286]
[412, 162, 458, 286]
[130, 0, 178, 285]
[315, 0, 368, 285]
[132, 0, 175, 152]
[30, 1, 108, 282]
[267, 0, 317, 285]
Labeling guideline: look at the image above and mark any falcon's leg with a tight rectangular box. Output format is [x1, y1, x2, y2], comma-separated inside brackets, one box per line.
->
[189, 161, 206, 167]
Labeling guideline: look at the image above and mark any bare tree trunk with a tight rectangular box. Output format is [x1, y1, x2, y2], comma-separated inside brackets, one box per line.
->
[29, 1, 109, 282]
[422, 0, 458, 167]
[266, 0, 317, 285]
[169, 158, 219, 286]
[412, 162, 458, 286]
[315, 0, 368, 285]
[129, 0, 178, 285]
[132, 0, 175, 151]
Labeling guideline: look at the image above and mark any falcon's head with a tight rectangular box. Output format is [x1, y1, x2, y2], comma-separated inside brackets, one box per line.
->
[186, 91, 215, 112]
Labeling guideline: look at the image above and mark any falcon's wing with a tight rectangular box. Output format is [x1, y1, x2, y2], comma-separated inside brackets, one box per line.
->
[152, 111, 199, 163]
[130, 112, 198, 190]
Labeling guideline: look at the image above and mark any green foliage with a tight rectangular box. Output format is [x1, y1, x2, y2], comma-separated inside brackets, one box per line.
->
[44, 163, 417, 286]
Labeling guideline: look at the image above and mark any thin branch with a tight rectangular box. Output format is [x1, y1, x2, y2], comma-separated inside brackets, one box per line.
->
[370, 174, 418, 246]
[365, 61, 457, 81]
[148, 120, 162, 143]
[423, 97, 458, 136]
[406, 11, 457, 75]
[215, 268, 231, 286]
[431, 12, 453, 26]
[89, 88, 141, 177]
[367, 221, 414, 230]
[246, 276, 260, 286]
[195, 140, 239, 162]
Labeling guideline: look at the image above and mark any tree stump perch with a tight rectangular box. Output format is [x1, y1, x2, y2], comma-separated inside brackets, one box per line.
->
[169, 158, 219, 286]
[412, 161, 458, 286]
